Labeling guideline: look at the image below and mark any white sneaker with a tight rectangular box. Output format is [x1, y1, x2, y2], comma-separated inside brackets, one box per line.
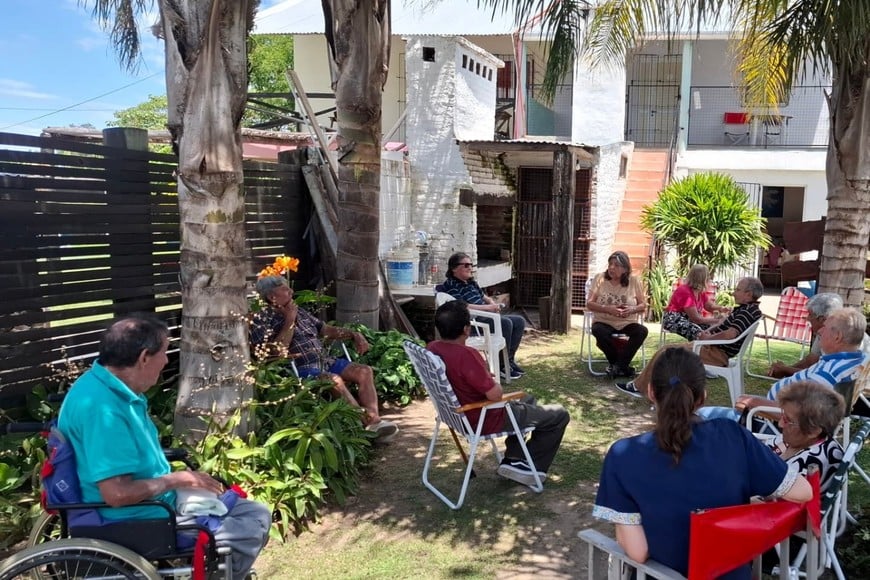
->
[497, 460, 547, 488]
[366, 420, 399, 442]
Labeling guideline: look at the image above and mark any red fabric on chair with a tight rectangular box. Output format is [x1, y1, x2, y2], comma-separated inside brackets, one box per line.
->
[723, 112, 749, 124]
[771, 287, 811, 344]
[687, 471, 820, 579]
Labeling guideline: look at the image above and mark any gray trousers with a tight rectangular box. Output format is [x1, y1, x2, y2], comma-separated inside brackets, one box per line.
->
[178, 498, 271, 580]
[502, 395, 570, 473]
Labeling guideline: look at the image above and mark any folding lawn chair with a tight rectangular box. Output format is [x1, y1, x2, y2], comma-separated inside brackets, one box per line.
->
[402, 340, 543, 510]
[747, 287, 812, 380]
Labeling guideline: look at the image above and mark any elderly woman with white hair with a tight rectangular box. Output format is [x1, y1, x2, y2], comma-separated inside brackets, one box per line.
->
[769, 292, 844, 379]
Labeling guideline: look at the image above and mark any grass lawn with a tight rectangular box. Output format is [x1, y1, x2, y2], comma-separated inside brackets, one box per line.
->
[253, 324, 869, 579]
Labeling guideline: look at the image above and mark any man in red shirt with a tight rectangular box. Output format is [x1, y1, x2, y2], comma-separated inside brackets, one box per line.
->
[428, 301, 570, 487]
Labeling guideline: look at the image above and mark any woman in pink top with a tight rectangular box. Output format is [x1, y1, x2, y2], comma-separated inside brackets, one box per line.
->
[662, 264, 729, 341]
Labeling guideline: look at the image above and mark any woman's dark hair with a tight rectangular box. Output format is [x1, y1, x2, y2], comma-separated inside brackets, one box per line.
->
[98, 314, 169, 368]
[650, 347, 707, 464]
[446, 252, 472, 280]
[604, 251, 631, 287]
[434, 300, 471, 339]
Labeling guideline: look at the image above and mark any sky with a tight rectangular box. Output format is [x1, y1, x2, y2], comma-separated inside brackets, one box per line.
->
[0, 0, 285, 135]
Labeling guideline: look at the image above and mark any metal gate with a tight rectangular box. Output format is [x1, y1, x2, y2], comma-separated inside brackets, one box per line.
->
[625, 54, 681, 147]
[515, 167, 592, 310]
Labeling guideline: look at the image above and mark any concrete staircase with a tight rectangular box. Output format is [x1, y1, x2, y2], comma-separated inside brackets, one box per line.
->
[613, 148, 670, 272]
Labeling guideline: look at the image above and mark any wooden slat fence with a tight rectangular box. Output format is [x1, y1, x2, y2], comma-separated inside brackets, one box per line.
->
[0, 132, 309, 405]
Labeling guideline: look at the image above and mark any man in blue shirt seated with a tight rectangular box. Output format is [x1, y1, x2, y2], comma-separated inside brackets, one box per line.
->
[58, 315, 271, 580]
[699, 307, 868, 421]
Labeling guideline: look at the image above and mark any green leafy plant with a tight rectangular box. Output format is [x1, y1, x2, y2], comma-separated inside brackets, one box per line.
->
[348, 326, 425, 405]
[642, 262, 676, 322]
[640, 173, 771, 276]
[184, 360, 373, 539]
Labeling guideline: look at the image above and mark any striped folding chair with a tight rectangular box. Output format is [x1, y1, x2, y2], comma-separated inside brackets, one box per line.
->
[747, 287, 812, 380]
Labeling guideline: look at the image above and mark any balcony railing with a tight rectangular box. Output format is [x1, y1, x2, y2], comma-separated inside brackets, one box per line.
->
[686, 85, 830, 148]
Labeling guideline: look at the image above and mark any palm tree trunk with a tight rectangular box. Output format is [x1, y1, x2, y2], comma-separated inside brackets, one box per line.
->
[323, 0, 390, 328]
[160, 0, 255, 439]
[818, 61, 870, 308]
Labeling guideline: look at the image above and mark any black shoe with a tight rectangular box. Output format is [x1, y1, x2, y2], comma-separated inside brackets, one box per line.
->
[618, 366, 636, 378]
[615, 380, 643, 398]
[510, 361, 526, 374]
[509, 369, 523, 380]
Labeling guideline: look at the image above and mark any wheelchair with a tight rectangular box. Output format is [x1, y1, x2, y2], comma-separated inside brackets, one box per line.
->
[0, 424, 241, 580]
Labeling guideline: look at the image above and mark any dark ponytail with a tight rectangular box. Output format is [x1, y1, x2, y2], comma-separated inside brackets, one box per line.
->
[650, 348, 707, 464]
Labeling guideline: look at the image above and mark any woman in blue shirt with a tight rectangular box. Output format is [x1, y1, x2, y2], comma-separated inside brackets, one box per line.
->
[593, 348, 812, 578]
[441, 252, 526, 379]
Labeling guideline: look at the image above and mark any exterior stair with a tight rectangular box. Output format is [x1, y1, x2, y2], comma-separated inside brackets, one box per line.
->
[614, 148, 670, 272]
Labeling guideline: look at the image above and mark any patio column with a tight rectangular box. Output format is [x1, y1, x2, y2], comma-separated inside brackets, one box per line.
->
[678, 41, 693, 153]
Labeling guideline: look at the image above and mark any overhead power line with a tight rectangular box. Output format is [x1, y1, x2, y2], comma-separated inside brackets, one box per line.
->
[0, 72, 162, 131]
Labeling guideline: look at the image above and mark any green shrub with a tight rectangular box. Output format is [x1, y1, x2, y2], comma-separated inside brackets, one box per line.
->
[643, 262, 676, 322]
[640, 172, 771, 276]
[348, 326, 426, 405]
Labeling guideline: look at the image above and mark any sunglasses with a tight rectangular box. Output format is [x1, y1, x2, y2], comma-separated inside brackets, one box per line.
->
[457, 263, 475, 268]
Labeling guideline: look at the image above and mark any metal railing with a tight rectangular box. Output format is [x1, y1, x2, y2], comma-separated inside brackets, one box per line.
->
[686, 85, 830, 148]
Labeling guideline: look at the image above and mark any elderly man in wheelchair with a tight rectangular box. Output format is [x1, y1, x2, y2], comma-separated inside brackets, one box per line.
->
[1, 315, 272, 579]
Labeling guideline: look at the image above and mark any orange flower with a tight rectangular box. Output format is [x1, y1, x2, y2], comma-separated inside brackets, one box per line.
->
[275, 255, 300, 274]
[257, 256, 300, 279]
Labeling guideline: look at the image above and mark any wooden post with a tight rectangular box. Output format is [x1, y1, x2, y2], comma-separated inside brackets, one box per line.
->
[102, 127, 154, 317]
[549, 146, 575, 333]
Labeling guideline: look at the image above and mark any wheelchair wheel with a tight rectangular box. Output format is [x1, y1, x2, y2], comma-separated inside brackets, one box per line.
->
[25, 513, 61, 547]
[0, 538, 160, 580]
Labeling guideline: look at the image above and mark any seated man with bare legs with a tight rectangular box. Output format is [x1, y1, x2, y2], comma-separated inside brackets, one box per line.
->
[251, 276, 398, 441]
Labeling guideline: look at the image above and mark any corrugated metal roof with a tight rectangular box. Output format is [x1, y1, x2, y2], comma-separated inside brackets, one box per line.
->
[254, 0, 542, 36]
[458, 137, 597, 149]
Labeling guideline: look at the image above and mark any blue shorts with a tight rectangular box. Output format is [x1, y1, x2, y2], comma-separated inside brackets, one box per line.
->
[296, 357, 352, 379]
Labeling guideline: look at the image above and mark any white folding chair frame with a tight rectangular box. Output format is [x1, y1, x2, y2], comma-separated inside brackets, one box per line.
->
[403, 340, 541, 510]
[747, 287, 812, 380]
[691, 320, 761, 406]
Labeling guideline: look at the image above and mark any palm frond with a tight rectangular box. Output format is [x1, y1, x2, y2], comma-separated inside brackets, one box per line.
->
[79, 0, 156, 71]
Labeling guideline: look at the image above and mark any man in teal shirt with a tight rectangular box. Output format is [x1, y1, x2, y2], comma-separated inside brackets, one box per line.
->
[58, 315, 270, 579]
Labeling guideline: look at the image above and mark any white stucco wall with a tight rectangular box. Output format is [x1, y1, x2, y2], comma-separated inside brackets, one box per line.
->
[404, 36, 500, 265]
[379, 151, 413, 257]
[291, 35, 405, 138]
[676, 149, 828, 221]
[572, 66, 627, 145]
[591, 142, 634, 272]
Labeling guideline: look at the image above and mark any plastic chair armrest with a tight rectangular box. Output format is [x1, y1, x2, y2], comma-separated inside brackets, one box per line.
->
[455, 391, 526, 413]
[746, 405, 782, 425]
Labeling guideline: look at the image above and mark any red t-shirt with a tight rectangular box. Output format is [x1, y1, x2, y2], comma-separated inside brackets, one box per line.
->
[665, 283, 709, 314]
[427, 341, 505, 434]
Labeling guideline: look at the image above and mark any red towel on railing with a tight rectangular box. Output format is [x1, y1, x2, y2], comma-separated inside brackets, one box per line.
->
[687, 471, 820, 579]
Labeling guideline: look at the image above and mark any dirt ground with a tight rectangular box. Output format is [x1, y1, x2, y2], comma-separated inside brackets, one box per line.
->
[254, 395, 605, 579]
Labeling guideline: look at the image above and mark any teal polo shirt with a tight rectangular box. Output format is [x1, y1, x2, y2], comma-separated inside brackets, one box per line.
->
[58, 361, 176, 520]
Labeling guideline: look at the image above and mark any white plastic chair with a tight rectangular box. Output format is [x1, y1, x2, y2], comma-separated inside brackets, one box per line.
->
[402, 340, 542, 509]
[435, 291, 511, 384]
[692, 320, 761, 406]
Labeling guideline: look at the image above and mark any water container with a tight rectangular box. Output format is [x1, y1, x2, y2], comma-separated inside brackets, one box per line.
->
[386, 245, 418, 289]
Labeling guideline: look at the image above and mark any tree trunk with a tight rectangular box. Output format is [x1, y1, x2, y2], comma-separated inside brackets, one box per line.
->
[322, 0, 390, 328]
[818, 58, 870, 309]
[160, 0, 256, 440]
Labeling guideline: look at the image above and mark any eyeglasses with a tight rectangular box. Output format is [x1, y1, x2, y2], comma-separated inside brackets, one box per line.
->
[457, 263, 475, 268]
[780, 413, 799, 427]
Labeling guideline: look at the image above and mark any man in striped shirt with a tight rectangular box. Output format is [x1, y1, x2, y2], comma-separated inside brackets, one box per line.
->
[617, 277, 764, 398]
[738, 307, 867, 412]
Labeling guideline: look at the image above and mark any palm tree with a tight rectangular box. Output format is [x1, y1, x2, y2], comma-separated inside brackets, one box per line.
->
[81, 0, 259, 438]
[321, 0, 389, 328]
[486, 0, 870, 307]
